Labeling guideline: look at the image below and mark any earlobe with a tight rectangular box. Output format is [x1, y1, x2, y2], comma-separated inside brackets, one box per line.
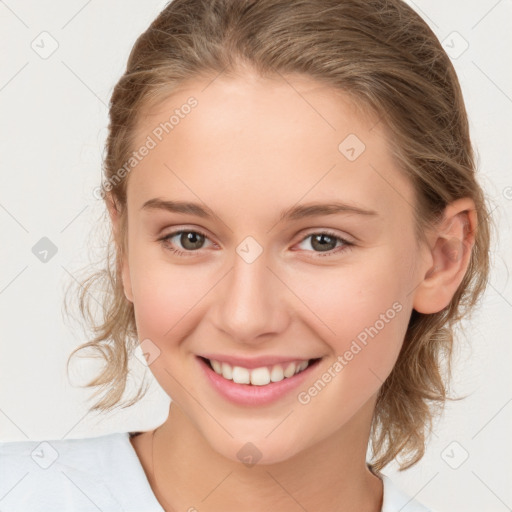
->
[106, 193, 134, 303]
[412, 198, 477, 314]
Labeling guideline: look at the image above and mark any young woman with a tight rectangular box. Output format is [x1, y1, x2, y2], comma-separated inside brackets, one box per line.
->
[0, 1, 491, 511]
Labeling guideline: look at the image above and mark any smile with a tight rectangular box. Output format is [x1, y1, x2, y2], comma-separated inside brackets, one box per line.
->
[197, 355, 323, 406]
[205, 357, 313, 385]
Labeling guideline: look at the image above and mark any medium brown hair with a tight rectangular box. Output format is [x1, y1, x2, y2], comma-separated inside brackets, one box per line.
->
[66, 0, 493, 470]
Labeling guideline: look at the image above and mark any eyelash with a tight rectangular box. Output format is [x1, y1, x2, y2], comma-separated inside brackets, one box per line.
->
[159, 229, 354, 259]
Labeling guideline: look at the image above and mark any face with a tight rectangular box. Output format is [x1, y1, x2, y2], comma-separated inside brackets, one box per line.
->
[115, 72, 431, 464]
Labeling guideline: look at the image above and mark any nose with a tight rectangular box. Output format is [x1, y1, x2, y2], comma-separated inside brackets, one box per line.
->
[211, 248, 290, 346]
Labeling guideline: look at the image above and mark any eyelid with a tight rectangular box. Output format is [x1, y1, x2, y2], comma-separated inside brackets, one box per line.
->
[159, 225, 215, 241]
[297, 227, 355, 244]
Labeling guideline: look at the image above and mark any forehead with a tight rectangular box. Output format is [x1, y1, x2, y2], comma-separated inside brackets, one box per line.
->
[128, 73, 415, 223]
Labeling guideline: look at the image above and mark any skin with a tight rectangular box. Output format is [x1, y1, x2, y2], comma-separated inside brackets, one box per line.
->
[108, 71, 477, 512]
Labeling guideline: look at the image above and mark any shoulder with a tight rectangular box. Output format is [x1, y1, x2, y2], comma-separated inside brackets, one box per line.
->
[381, 473, 436, 512]
[0, 431, 164, 512]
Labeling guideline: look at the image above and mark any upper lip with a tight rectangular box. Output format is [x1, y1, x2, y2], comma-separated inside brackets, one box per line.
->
[199, 354, 320, 369]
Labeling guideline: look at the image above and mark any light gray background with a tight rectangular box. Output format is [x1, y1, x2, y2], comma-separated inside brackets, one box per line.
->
[0, 1, 511, 511]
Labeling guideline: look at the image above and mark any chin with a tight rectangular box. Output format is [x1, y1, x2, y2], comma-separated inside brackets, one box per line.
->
[206, 432, 307, 467]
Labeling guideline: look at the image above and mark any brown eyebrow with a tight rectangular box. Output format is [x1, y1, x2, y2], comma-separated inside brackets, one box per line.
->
[140, 198, 379, 221]
[278, 202, 379, 221]
[141, 198, 214, 217]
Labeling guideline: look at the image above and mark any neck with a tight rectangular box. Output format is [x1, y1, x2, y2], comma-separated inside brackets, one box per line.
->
[145, 400, 383, 512]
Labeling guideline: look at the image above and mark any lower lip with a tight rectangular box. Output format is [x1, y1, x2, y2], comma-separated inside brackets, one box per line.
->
[197, 356, 321, 406]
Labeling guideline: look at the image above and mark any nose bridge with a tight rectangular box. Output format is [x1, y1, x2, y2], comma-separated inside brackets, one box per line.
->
[214, 245, 287, 343]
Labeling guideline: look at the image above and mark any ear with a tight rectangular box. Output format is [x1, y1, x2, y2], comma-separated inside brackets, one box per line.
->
[106, 193, 134, 303]
[412, 197, 477, 314]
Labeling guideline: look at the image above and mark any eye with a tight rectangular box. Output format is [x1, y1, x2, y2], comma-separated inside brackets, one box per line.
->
[159, 228, 355, 259]
[159, 229, 214, 257]
[294, 230, 354, 258]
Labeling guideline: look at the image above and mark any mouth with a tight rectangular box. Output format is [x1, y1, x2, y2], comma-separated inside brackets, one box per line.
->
[199, 356, 321, 386]
[196, 355, 323, 406]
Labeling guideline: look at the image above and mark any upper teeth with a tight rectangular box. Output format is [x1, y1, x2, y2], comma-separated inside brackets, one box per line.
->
[209, 359, 310, 386]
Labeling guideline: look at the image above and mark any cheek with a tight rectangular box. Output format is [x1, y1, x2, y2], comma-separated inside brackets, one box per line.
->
[292, 251, 409, 338]
[292, 274, 408, 436]
[289, 249, 411, 384]
[128, 247, 212, 340]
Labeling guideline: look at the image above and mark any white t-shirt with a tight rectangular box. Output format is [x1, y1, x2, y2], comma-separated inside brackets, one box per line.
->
[0, 432, 434, 511]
